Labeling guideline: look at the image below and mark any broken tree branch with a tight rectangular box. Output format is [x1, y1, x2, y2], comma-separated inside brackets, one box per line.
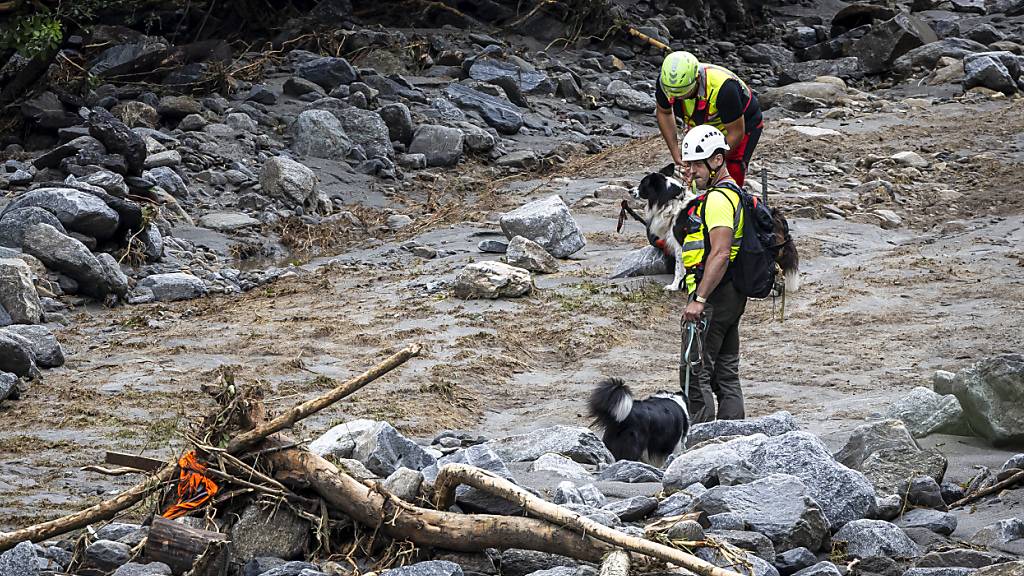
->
[225, 343, 422, 454]
[0, 343, 422, 552]
[265, 444, 609, 561]
[433, 464, 744, 576]
[627, 27, 670, 52]
[600, 550, 630, 576]
[950, 469, 1024, 509]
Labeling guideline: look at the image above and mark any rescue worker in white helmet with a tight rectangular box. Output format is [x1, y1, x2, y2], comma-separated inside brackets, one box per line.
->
[656, 50, 763, 187]
[677, 125, 748, 423]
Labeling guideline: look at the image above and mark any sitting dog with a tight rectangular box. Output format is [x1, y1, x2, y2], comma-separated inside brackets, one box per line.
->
[588, 378, 689, 467]
[632, 163, 800, 295]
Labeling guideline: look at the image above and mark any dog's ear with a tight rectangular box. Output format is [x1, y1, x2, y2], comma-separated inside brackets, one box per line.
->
[659, 163, 675, 177]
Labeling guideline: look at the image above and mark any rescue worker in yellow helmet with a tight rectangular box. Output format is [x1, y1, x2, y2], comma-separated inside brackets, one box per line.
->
[656, 51, 763, 187]
[677, 125, 748, 423]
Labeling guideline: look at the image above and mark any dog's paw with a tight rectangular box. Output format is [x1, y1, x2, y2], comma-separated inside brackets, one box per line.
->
[663, 283, 681, 291]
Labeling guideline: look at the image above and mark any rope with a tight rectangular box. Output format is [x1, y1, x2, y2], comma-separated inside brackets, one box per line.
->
[681, 315, 707, 401]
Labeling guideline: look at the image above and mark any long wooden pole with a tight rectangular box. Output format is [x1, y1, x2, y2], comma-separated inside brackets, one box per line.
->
[0, 344, 423, 552]
[433, 464, 744, 576]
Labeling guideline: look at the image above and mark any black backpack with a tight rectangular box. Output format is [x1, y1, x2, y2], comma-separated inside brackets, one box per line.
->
[714, 182, 778, 299]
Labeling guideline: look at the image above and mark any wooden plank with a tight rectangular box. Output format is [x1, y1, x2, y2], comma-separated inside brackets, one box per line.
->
[144, 517, 229, 575]
[104, 451, 165, 473]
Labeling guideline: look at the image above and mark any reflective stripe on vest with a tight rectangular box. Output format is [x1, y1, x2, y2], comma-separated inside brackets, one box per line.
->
[681, 185, 743, 292]
[667, 64, 751, 137]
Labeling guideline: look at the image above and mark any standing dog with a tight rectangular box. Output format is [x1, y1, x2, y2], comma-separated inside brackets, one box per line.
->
[588, 378, 689, 467]
[632, 163, 800, 295]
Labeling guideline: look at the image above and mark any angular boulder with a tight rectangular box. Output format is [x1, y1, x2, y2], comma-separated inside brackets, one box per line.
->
[336, 107, 394, 160]
[0, 541, 40, 576]
[138, 273, 207, 302]
[611, 246, 671, 279]
[948, 355, 1024, 446]
[893, 38, 989, 76]
[833, 519, 920, 559]
[296, 56, 357, 90]
[506, 236, 558, 274]
[597, 460, 663, 483]
[0, 258, 42, 325]
[291, 109, 352, 159]
[0, 207, 68, 249]
[531, 453, 593, 480]
[21, 224, 122, 299]
[486, 425, 613, 465]
[409, 125, 464, 167]
[229, 503, 308, 563]
[3, 188, 119, 240]
[446, 83, 523, 135]
[259, 156, 318, 209]
[379, 102, 414, 146]
[694, 474, 830, 552]
[847, 14, 937, 74]
[350, 421, 437, 477]
[423, 444, 520, 515]
[88, 107, 147, 176]
[468, 58, 555, 94]
[886, 387, 969, 437]
[2, 325, 64, 368]
[833, 420, 918, 470]
[499, 196, 586, 258]
[861, 447, 948, 497]
[664, 438, 752, 491]
[688, 411, 800, 446]
[964, 53, 1019, 95]
[895, 508, 957, 536]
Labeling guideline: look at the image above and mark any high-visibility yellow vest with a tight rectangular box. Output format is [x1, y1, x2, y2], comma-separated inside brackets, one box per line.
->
[681, 184, 744, 294]
[667, 64, 751, 138]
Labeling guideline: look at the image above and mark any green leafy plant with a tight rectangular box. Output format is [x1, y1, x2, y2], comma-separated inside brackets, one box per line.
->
[1, 9, 63, 58]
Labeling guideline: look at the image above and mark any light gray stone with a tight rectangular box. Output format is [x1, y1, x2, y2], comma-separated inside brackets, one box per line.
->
[291, 110, 352, 159]
[775, 547, 817, 576]
[350, 421, 437, 477]
[453, 261, 532, 299]
[382, 562, 464, 576]
[964, 52, 1020, 95]
[886, 386, 969, 437]
[506, 236, 558, 274]
[0, 372, 18, 404]
[896, 509, 957, 535]
[949, 355, 1024, 446]
[917, 548, 1018, 569]
[383, 467, 424, 502]
[970, 519, 1024, 555]
[499, 196, 586, 258]
[199, 211, 260, 232]
[0, 331, 34, 377]
[21, 223, 119, 298]
[655, 484, 707, 517]
[792, 562, 841, 576]
[260, 156, 318, 209]
[530, 453, 592, 480]
[614, 88, 657, 112]
[0, 259, 42, 324]
[710, 529, 776, 562]
[336, 108, 394, 160]
[2, 325, 63, 368]
[445, 83, 523, 135]
[409, 125, 464, 167]
[3, 187, 119, 239]
[601, 495, 658, 522]
[0, 541, 39, 576]
[423, 444, 516, 514]
[85, 540, 132, 572]
[697, 546, 779, 576]
[903, 568, 976, 576]
[688, 412, 799, 446]
[112, 562, 173, 576]
[664, 438, 752, 491]
[862, 447, 948, 497]
[230, 502, 308, 562]
[487, 425, 613, 465]
[611, 246, 671, 279]
[833, 519, 921, 559]
[834, 420, 919, 471]
[138, 272, 207, 302]
[0, 207, 67, 249]
[309, 419, 380, 460]
[875, 494, 903, 521]
[694, 474, 830, 552]
[597, 460, 663, 483]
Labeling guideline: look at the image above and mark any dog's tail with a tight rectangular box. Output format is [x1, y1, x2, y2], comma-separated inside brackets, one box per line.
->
[588, 378, 634, 427]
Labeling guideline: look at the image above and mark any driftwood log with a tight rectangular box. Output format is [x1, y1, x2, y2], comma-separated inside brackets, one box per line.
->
[145, 517, 229, 574]
[433, 464, 744, 576]
[0, 344, 423, 552]
[266, 444, 609, 561]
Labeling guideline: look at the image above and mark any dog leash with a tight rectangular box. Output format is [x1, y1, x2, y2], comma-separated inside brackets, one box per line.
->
[681, 315, 707, 401]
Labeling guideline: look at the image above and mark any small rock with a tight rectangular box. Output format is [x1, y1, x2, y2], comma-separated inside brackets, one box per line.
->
[896, 509, 957, 536]
[291, 110, 352, 160]
[497, 150, 539, 169]
[775, 548, 818, 576]
[597, 460, 663, 483]
[892, 151, 929, 168]
[199, 211, 260, 232]
[874, 209, 903, 229]
[409, 125, 464, 167]
[260, 156, 318, 209]
[247, 84, 277, 105]
[530, 453, 592, 480]
[138, 272, 207, 302]
[112, 562, 173, 576]
[506, 236, 558, 274]
[875, 494, 903, 521]
[656, 484, 706, 517]
[0, 258, 43, 324]
[296, 57, 357, 90]
[478, 239, 509, 253]
[499, 196, 586, 258]
[2, 325, 64, 368]
[349, 421, 437, 477]
[383, 467, 423, 502]
[453, 261, 532, 299]
[614, 89, 657, 112]
[793, 562, 841, 576]
[499, 550, 575, 576]
[688, 412, 799, 446]
[85, 540, 132, 572]
[487, 426, 613, 465]
[601, 495, 658, 522]
[611, 247, 671, 279]
[899, 476, 947, 510]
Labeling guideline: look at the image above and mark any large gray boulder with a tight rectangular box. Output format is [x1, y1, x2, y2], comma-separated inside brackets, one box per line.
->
[847, 14, 937, 74]
[350, 421, 437, 477]
[409, 125, 464, 167]
[688, 412, 800, 446]
[0, 207, 67, 249]
[21, 223, 122, 298]
[893, 38, 989, 76]
[423, 444, 520, 515]
[453, 261, 532, 299]
[0, 330, 35, 377]
[758, 82, 848, 111]
[309, 419, 381, 460]
[745, 432, 876, 528]
[0, 541, 39, 576]
[861, 447, 948, 497]
[468, 57, 555, 95]
[970, 519, 1024, 556]
[694, 474, 830, 552]
[499, 196, 586, 258]
[896, 509, 957, 536]
[291, 109, 352, 159]
[611, 246, 671, 279]
[948, 354, 1024, 446]
[3, 188, 119, 239]
[834, 519, 921, 559]
[834, 420, 919, 470]
[2, 325, 64, 368]
[445, 83, 523, 135]
[886, 387, 969, 437]
[664, 437, 754, 491]
[964, 53, 1019, 95]
[486, 425, 613, 465]
[259, 156, 318, 209]
[296, 56, 357, 90]
[229, 502, 308, 563]
[337, 108, 394, 160]
[0, 259, 42, 324]
[138, 273, 207, 302]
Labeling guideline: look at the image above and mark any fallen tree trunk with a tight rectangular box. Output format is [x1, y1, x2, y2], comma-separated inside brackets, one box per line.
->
[265, 444, 609, 561]
[0, 343, 423, 553]
[950, 469, 1024, 509]
[600, 550, 630, 576]
[433, 464, 743, 576]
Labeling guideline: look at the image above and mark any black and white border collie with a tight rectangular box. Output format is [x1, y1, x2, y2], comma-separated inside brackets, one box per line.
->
[633, 164, 697, 292]
[588, 378, 689, 467]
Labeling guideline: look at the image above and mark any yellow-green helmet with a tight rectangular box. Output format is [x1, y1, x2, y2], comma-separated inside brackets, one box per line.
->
[660, 51, 699, 97]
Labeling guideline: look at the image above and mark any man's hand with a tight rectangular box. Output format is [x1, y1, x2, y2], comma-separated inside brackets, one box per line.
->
[683, 300, 705, 322]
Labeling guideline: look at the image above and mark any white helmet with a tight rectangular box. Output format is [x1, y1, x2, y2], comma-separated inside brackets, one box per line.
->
[680, 125, 729, 161]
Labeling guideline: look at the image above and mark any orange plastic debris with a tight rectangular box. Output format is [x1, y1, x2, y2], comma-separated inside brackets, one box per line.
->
[161, 451, 219, 520]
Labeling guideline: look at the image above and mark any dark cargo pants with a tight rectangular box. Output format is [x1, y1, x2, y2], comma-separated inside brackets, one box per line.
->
[680, 280, 748, 423]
